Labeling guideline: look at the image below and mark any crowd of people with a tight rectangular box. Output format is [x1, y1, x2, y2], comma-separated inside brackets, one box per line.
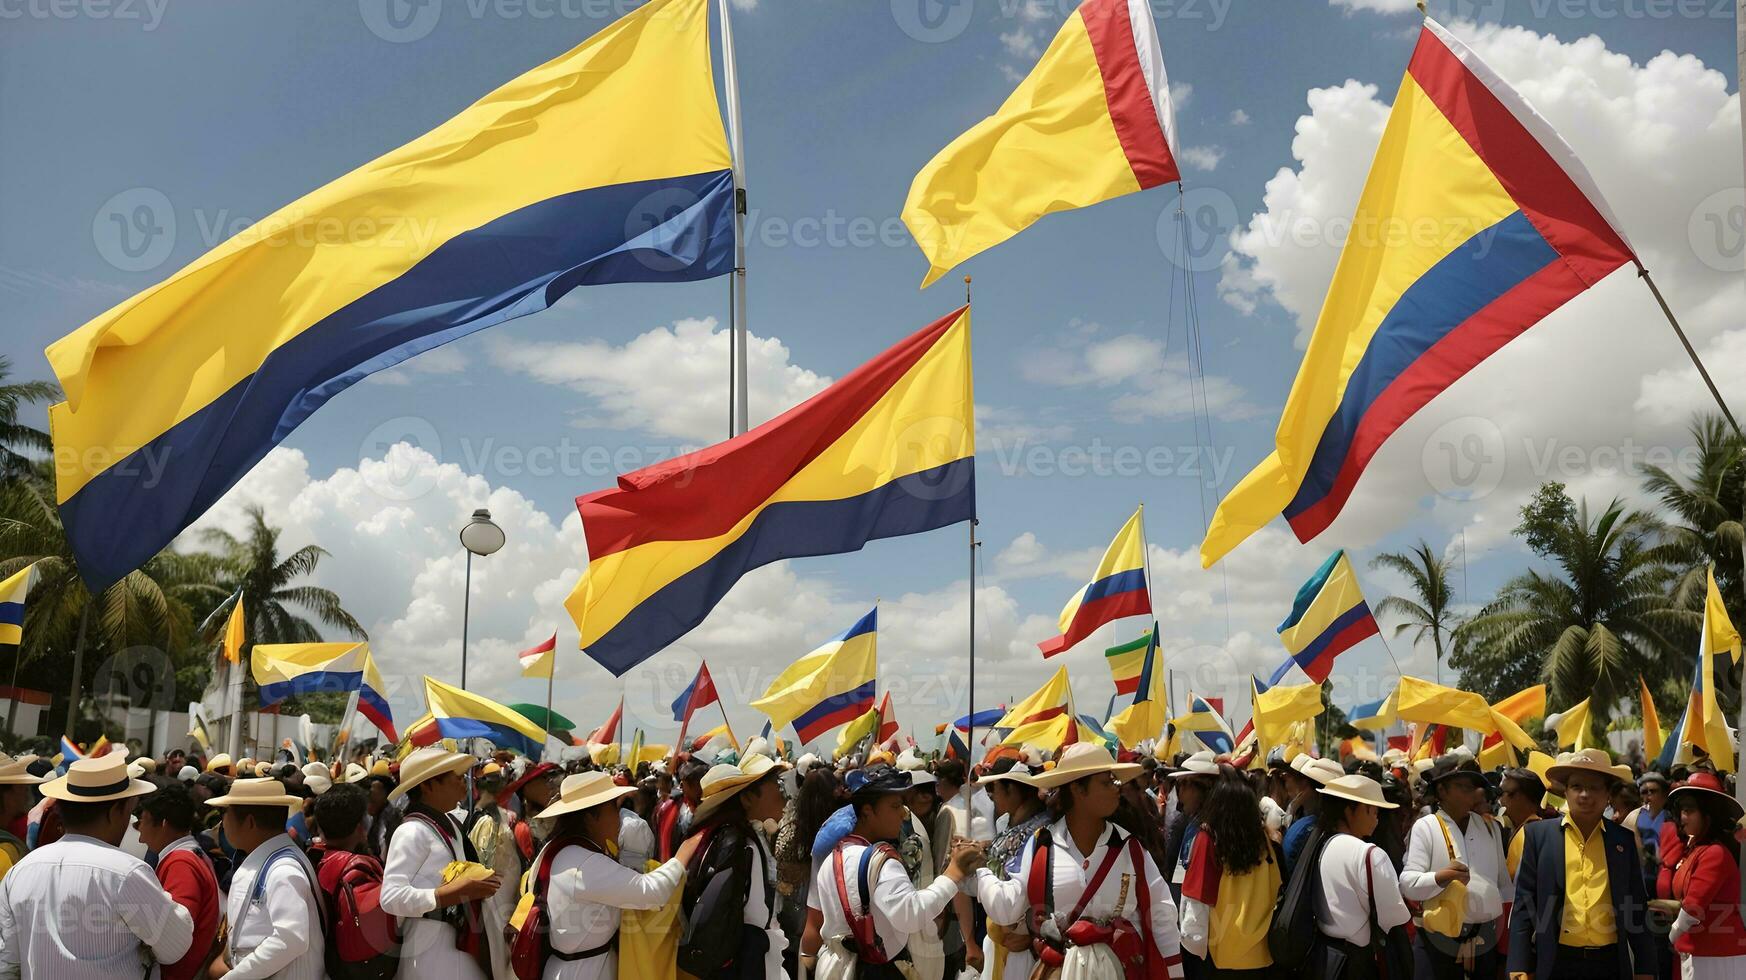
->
[0, 731, 1740, 980]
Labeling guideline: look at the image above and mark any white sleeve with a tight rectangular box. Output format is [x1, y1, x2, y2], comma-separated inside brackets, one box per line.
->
[1178, 894, 1209, 958]
[0, 878, 16, 980]
[973, 838, 1033, 927]
[117, 861, 195, 968]
[1139, 846, 1186, 980]
[870, 858, 956, 935]
[551, 853, 684, 911]
[1367, 846, 1412, 931]
[1671, 908, 1700, 941]
[223, 866, 313, 979]
[1398, 816, 1444, 902]
[380, 823, 439, 918]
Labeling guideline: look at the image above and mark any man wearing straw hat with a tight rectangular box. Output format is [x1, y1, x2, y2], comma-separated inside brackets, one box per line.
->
[0, 752, 196, 979]
[1508, 748, 1655, 980]
[204, 776, 327, 979]
[0, 753, 44, 879]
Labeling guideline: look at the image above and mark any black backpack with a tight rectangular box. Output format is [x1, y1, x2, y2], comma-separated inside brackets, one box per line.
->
[1267, 828, 1327, 971]
[677, 823, 767, 979]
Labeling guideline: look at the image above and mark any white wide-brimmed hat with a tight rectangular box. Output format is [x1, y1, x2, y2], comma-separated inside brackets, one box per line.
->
[1546, 748, 1627, 788]
[1029, 744, 1142, 790]
[206, 777, 303, 810]
[1292, 755, 1343, 785]
[535, 770, 638, 823]
[40, 753, 156, 804]
[693, 753, 790, 823]
[343, 763, 370, 784]
[1317, 774, 1398, 809]
[0, 754, 44, 785]
[1169, 751, 1220, 779]
[390, 747, 474, 802]
[979, 762, 1039, 787]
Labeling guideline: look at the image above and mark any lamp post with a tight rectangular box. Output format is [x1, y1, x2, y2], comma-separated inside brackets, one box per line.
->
[458, 508, 505, 689]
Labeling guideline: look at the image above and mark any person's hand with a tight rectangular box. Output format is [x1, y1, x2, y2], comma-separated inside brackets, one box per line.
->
[965, 943, 984, 971]
[948, 839, 984, 876]
[436, 873, 502, 906]
[1648, 898, 1680, 919]
[1000, 928, 1032, 952]
[675, 834, 704, 867]
[207, 954, 229, 978]
[1435, 861, 1470, 886]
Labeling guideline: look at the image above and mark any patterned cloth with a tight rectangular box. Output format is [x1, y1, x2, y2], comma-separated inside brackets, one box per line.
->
[987, 811, 1049, 880]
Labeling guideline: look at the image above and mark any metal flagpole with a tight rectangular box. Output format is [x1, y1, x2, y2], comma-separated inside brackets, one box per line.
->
[717, 0, 749, 436]
[964, 274, 977, 829]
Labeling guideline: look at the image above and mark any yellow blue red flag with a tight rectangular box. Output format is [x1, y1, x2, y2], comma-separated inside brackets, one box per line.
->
[569, 311, 974, 675]
[46, 0, 735, 591]
[1201, 19, 1635, 566]
[750, 608, 880, 745]
[1667, 566, 1741, 771]
[1040, 507, 1151, 657]
[0, 563, 36, 647]
[1271, 551, 1377, 684]
[414, 676, 547, 757]
[994, 666, 1072, 730]
[251, 641, 396, 742]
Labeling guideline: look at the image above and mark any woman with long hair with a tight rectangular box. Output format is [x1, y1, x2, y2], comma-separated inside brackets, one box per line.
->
[774, 764, 837, 977]
[1310, 774, 1410, 979]
[532, 770, 702, 979]
[1655, 772, 1746, 976]
[681, 755, 792, 979]
[972, 744, 1186, 980]
[1179, 768, 1282, 977]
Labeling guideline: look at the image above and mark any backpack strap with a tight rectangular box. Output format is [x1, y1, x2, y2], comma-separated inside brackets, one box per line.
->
[235, 844, 327, 951]
[1066, 829, 1130, 924]
[1026, 828, 1055, 921]
[831, 838, 892, 964]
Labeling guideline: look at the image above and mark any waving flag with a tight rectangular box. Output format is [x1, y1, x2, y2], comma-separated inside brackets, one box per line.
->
[252, 641, 397, 742]
[949, 708, 1006, 731]
[412, 676, 547, 756]
[875, 692, 899, 744]
[187, 702, 212, 752]
[1105, 630, 1155, 696]
[903, 0, 1179, 286]
[1273, 551, 1378, 683]
[1170, 694, 1234, 754]
[1107, 624, 1165, 747]
[1347, 691, 1397, 731]
[835, 705, 882, 757]
[1638, 676, 1663, 764]
[518, 633, 557, 679]
[220, 593, 247, 665]
[751, 608, 880, 744]
[995, 666, 1073, 730]
[1201, 18, 1635, 566]
[0, 562, 36, 646]
[570, 309, 975, 675]
[1548, 698, 1595, 750]
[946, 727, 971, 762]
[58, 736, 82, 763]
[1039, 507, 1151, 657]
[1478, 684, 1546, 769]
[47, 0, 736, 591]
[589, 697, 624, 746]
[672, 661, 721, 723]
[1252, 679, 1323, 751]
[1669, 567, 1741, 771]
[1002, 713, 1079, 752]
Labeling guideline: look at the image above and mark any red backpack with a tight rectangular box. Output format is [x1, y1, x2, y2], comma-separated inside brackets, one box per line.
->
[509, 834, 592, 980]
[319, 851, 400, 980]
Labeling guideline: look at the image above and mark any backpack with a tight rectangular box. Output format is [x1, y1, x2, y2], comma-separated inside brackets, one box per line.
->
[1267, 827, 1327, 971]
[677, 823, 764, 978]
[322, 852, 400, 980]
[508, 833, 593, 980]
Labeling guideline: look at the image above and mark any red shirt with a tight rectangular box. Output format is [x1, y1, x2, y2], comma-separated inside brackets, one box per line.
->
[156, 844, 220, 980]
[1672, 841, 1746, 958]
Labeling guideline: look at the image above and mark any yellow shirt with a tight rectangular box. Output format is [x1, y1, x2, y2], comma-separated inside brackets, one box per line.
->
[1558, 817, 1615, 948]
[0, 841, 17, 880]
[1506, 814, 1539, 878]
[1208, 850, 1282, 969]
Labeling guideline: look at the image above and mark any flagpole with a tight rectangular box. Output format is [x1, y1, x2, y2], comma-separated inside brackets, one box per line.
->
[964, 273, 977, 829]
[544, 655, 556, 745]
[717, 0, 749, 436]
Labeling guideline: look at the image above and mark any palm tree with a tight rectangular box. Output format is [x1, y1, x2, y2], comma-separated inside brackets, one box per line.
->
[1371, 540, 1462, 685]
[0, 356, 58, 480]
[1451, 485, 1695, 720]
[1639, 412, 1744, 620]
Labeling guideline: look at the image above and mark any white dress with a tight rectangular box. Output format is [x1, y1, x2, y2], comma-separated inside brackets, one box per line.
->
[381, 811, 489, 980]
[972, 818, 1185, 980]
[809, 838, 960, 980]
[542, 843, 685, 980]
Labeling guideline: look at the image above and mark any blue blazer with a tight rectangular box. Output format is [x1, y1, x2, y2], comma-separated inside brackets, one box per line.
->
[1507, 816, 1654, 979]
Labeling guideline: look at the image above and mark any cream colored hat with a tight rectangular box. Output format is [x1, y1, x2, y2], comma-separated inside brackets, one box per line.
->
[302, 762, 331, 781]
[343, 763, 370, 784]
[205, 753, 234, 775]
[1028, 743, 1142, 790]
[206, 777, 302, 810]
[1168, 750, 1220, 779]
[692, 753, 789, 823]
[1292, 755, 1344, 786]
[979, 762, 1040, 787]
[40, 753, 157, 803]
[0, 754, 44, 785]
[390, 746, 474, 802]
[535, 770, 637, 823]
[1317, 774, 1398, 809]
[1547, 748, 1626, 787]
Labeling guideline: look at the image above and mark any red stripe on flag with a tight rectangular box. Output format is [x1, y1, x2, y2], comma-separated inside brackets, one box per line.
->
[1297, 613, 1380, 684]
[1079, 0, 1179, 189]
[1039, 588, 1152, 657]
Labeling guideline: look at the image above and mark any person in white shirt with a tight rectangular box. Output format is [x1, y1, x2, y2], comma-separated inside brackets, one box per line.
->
[531, 769, 701, 980]
[803, 765, 981, 980]
[1400, 755, 1510, 978]
[465, 763, 521, 980]
[1311, 774, 1411, 979]
[204, 778, 324, 980]
[614, 795, 657, 871]
[681, 754, 793, 979]
[0, 753, 194, 980]
[972, 745, 1186, 980]
[381, 748, 505, 980]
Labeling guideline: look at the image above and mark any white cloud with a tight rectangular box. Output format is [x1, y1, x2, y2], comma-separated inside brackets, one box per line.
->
[1327, 0, 1422, 12]
[1229, 109, 1251, 126]
[1015, 0, 1051, 21]
[490, 316, 829, 443]
[1018, 322, 1260, 422]
[1211, 21, 1742, 588]
[1169, 82, 1193, 109]
[1000, 27, 1040, 59]
[1178, 145, 1226, 172]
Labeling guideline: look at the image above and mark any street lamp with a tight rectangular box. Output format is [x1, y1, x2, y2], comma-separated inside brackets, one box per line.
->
[458, 508, 504, 688]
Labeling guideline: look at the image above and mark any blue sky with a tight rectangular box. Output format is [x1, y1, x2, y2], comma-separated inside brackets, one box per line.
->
[2, 0, 1741, 751]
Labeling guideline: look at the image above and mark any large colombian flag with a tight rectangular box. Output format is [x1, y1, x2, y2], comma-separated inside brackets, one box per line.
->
[1270, 550, 1378, 684]
[750, 608, 879, 745]
[1200, 19, 1635, 567]
[903, 0, 1179, 287]
[252, 641, 397, 743]
[1039, 507, 1151, 657]
[411, 676, 548, 757]
[569, 311, 975, 675]
[45, 0, 735, 591]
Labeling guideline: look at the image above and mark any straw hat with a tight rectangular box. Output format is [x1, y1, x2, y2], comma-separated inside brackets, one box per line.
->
[692, 754, 790, 823]
[1422, 754, 1487, 790]
[40, 753, 158, 804]
[205, 753, 234, 775]
[343, 763, 370, 784]
[1028, 743, 1142, 790]
[1546, 748, 1625, 788]
[305, 773, 333, 796]
[371, 759, 392, 777]
[390, 746, 474, 802]
[1291, 755, 1344, 786]
[1169, 750, 1220, 779]
[301, 762, 330, 781]
[0, 754, 44, 785]
[136, 757, 158, 775]
[178, 765, 199, 782]
[534, 770, 638, 823]
[979, 762, 1040, 787]
[1317, 773, 1398, 809]
[207, 777, 302, 810]
[1668, 771, 1744, 822]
